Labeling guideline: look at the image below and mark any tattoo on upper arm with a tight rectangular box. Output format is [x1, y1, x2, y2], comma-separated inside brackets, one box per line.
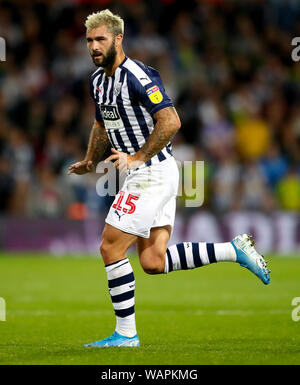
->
[153, 106, 179, 122]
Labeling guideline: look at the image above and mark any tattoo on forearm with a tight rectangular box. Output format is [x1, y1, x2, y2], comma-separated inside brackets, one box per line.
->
[86, 122, 110, 166]
[139, 121, 172, 161]
[138, 107, 180, 162]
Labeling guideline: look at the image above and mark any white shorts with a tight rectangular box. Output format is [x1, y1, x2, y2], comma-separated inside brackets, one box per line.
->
[105, 156, 179, 238]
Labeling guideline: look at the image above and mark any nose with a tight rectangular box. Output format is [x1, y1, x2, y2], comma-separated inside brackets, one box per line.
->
[90, 40, 100, 52]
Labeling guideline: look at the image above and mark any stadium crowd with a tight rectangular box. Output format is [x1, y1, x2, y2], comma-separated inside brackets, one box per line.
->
[0, 0, 299, 219]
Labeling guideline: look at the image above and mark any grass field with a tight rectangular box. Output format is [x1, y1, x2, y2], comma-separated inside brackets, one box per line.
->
[0, 253, 300, 365]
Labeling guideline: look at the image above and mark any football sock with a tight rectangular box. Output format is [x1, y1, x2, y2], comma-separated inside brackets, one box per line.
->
[164, 242, 236, 273]
[105, 258, 137, 337]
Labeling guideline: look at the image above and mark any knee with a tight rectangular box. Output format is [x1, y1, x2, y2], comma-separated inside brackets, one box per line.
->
[141, 254, 165, 275]
[100, 239, 114, 261]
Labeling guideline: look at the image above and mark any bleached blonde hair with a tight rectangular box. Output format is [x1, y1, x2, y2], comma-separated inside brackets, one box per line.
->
[85, 9, 124, 35]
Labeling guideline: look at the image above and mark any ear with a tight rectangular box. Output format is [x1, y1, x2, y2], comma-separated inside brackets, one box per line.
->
[115, 34, 123, 48]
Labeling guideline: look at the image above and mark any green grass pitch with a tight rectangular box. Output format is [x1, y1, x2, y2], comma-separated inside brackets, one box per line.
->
[0, 253, 300, 365]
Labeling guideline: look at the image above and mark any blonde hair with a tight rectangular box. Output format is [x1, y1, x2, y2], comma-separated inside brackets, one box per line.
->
[85, 9, 124, 35]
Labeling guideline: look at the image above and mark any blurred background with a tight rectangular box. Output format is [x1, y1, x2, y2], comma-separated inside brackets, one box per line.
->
[0, 0, 299, 255]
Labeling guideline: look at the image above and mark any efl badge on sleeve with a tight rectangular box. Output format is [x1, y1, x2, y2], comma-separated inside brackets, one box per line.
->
[146, 85, 163, 104]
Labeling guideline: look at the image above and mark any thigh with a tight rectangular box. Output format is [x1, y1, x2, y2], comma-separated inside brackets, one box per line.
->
[137, 225, 172, 268]
[101, 223, 137, 264]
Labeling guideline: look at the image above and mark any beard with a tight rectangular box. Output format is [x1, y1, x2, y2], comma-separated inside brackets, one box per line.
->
[92, 39, 117, 68]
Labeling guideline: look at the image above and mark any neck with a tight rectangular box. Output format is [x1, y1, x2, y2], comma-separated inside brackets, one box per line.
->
[104, 50, 126, 77]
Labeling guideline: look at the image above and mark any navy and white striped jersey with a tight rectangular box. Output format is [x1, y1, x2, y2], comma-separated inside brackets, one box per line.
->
[89, 56, 174, 167]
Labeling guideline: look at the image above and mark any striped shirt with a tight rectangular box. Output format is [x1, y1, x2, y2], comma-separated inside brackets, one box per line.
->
[89, 56, 174, 167]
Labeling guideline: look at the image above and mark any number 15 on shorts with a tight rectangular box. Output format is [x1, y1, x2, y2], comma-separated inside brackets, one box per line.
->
[113, 190, 140, 214]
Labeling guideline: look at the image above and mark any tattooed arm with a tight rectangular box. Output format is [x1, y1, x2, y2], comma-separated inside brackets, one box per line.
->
[85, 120, 110, 166]
[105, 107, 181, 173]
[68, 120, 109, 175]
[136, 106, 181, 163]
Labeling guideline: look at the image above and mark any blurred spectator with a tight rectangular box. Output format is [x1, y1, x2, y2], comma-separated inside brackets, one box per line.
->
[276, 166, 300, 211]
[260, 141, 288, 189]
[3, 128, 34, 214]
[0, 156, 15, 212]
[129, 20, 168, 62]
[198, 92, 235, 160]
[211, 152, 241, 212]
[240, 160, 276, 211]
[27, 166, 75, 218]
[236, 115, 271, 161]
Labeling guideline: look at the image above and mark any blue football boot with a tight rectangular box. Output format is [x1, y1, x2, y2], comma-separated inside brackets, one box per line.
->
[231, 234, 271, 285]
[84, 331, 140, 348]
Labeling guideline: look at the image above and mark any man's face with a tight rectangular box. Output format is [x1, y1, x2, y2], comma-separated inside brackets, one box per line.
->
[86, 25, 117, 68]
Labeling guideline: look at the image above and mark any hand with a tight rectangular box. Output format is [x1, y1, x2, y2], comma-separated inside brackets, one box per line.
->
[67, 160, 94, 175]
[105, 148, 144, 174]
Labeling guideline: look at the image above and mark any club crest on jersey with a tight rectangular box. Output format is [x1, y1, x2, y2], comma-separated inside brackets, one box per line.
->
[146, 85, 163, 104]
[113, 82, 122, 96]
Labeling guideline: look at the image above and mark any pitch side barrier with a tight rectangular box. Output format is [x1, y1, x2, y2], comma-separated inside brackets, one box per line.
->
[0, 211, 299, 254]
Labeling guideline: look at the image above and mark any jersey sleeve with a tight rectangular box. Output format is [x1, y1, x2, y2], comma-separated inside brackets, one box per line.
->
[89, 78, 103, 123]
[130, 67, 173, 116]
